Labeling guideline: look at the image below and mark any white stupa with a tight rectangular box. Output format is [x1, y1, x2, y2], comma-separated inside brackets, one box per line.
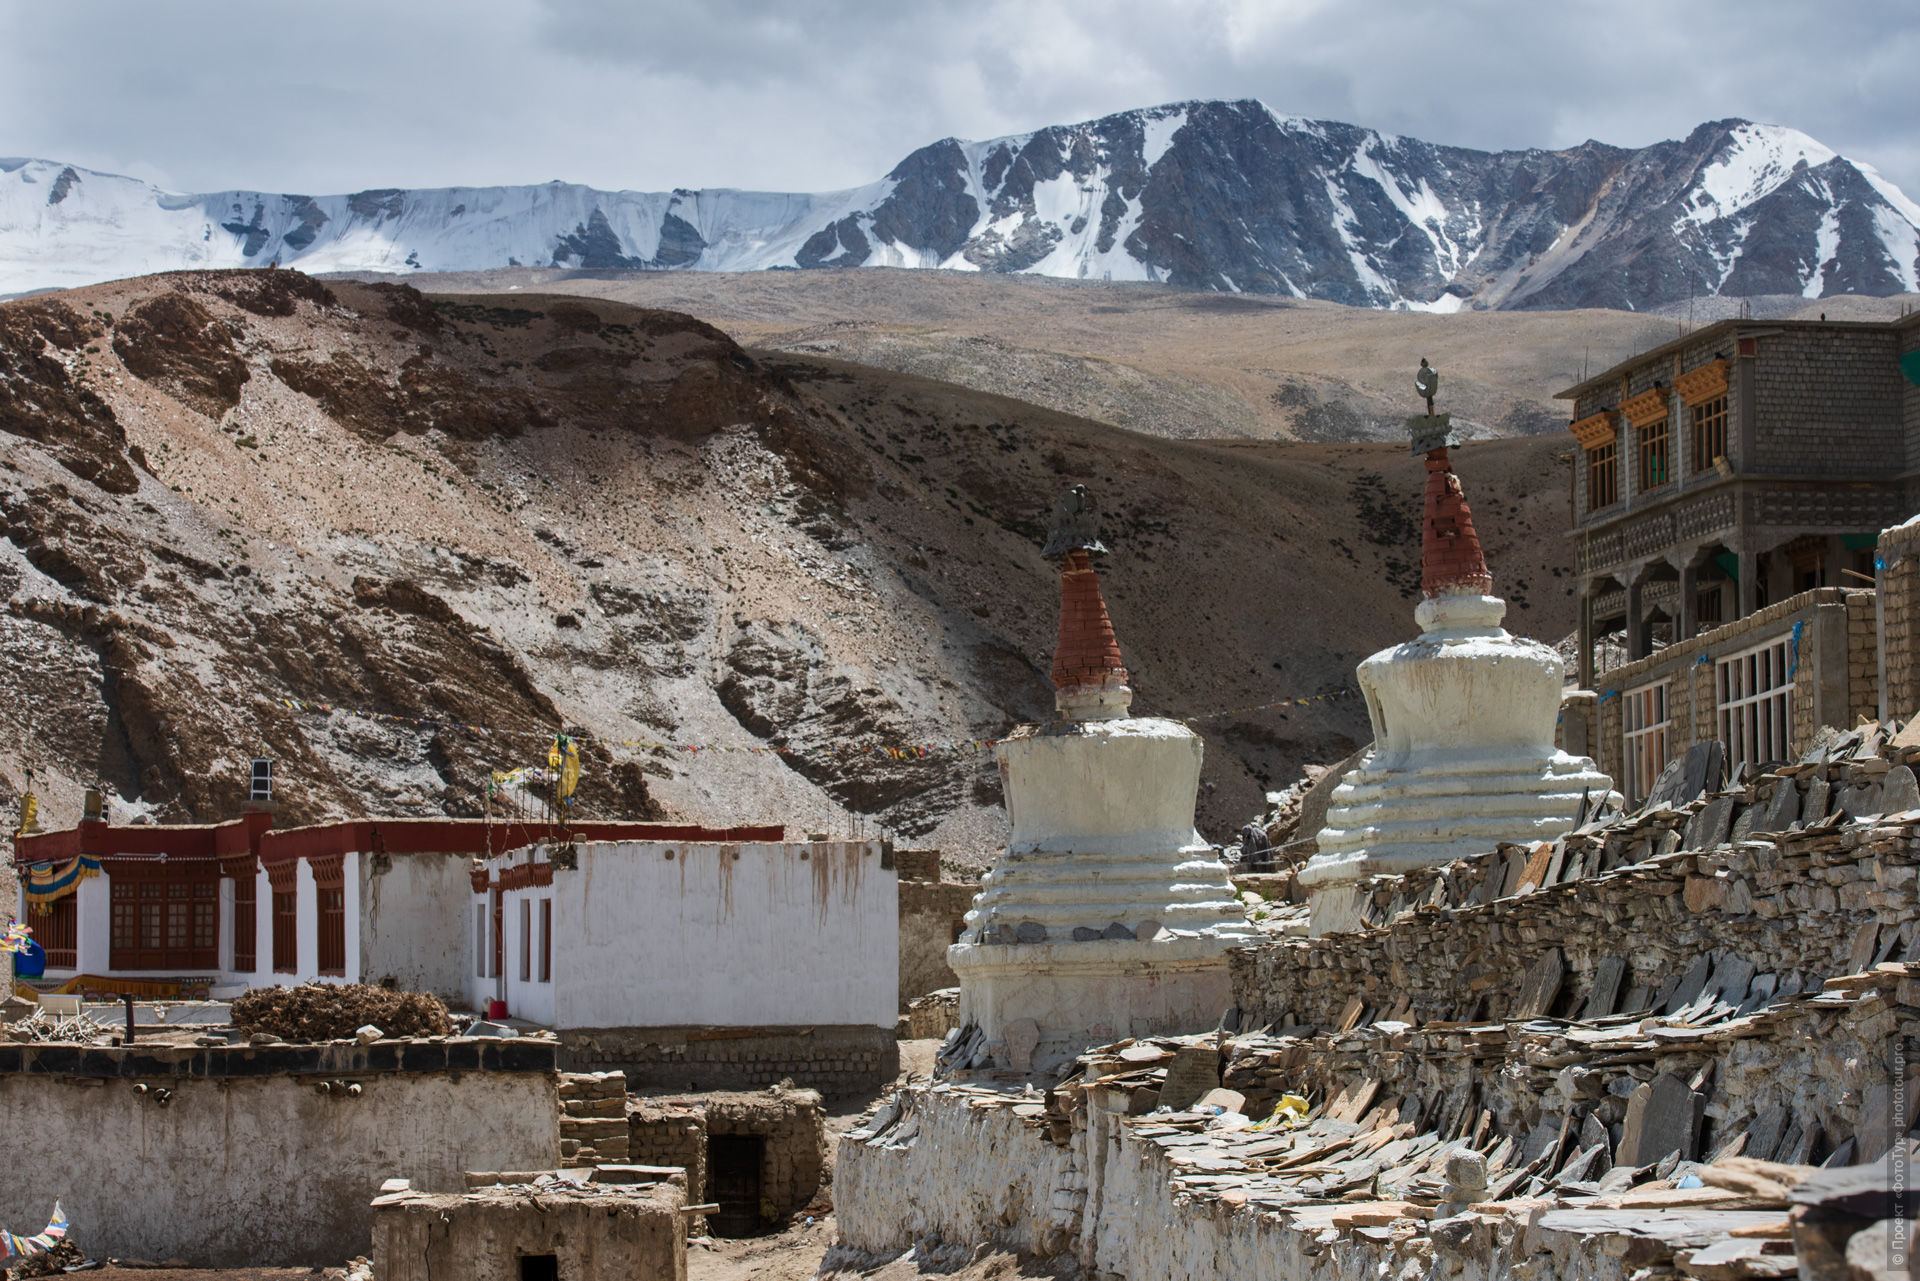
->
[947, 490, 1254, 1072]
[1299, 413, 1613, 931]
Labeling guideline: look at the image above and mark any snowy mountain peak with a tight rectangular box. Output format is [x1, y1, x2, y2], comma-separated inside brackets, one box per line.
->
[4, 104, 1916, 310]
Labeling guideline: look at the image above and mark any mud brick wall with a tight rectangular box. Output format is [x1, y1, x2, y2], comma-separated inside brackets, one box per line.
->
[628, 1103, 707, 1211]
[561, 1024, 895, 1096]
[628, 1090, 827, 1226]
[1880, 520, 1920, 721]
[707, 1090, 828, 1217]
[558, 1071, 628, 1166]
[1231, 814, 1920, 1032]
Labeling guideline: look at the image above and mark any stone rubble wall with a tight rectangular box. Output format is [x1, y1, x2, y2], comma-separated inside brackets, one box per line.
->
[899, 876, 975, 1011]
[1231, 784, 1920, 1032]
[1880, 520, 1920, 722]
[560, 1024, 894, 1096]
[625, 1089, 826, 1228]
[900, 988, 960, 1040]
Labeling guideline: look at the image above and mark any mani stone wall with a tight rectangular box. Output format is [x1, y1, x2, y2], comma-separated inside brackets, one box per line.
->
[0, 1038, 559, 1267]
[896, 849, 975, 1011]
[561, 1023, 895, 1096]
[1231, 775, 1920, 1033]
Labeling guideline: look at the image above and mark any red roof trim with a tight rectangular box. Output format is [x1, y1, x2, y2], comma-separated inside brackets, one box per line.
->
[19, 816, 785, 871]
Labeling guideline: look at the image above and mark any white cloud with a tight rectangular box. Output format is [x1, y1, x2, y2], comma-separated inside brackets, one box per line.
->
[0, 0, 1913, 199]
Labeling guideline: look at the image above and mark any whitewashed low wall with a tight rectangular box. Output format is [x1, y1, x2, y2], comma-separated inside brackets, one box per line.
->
[835, 1086, 1644, 1281]
[834, 1087, 1082, 1258]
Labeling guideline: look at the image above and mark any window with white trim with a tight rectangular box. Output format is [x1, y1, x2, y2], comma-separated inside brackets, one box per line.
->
[1718, 636, 1792, 770]
[474, 903, 489, 979]
[1621, 680, 1670, 803]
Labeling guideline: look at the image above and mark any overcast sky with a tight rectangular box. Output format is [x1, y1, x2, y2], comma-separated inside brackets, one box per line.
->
[4, 1, 1916, 198]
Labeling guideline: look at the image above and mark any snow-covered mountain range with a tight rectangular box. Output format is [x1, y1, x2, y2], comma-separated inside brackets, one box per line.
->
[7, 101, 1919, 310]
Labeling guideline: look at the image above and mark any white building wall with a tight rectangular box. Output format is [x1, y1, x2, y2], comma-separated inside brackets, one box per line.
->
[358, 853, 470, 1002]
[498, 886, 556, 1026]
[548, 840, 897, 1030]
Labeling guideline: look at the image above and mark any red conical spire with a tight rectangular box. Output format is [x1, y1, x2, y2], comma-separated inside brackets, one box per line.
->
[1051, 550, 1132, 718]
[1420, 447, 1494, 598]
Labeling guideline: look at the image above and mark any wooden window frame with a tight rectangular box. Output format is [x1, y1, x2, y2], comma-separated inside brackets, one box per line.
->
[266, 859, 300, 974]
[1691, 394, 1728, 473]
[538, 898, 552, 983]
[310, 855, 346, 978]
[519, 897, 532, 982]
[1586, 442, 1618, 511]
[1637, 417, 1670, 491]
[1621, 681, 1670, 804]
[475, 903, 490, 979]
[1719, 635, 1792, 770]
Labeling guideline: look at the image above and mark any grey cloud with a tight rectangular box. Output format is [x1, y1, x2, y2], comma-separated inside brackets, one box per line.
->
[0, 0, 1914, 199]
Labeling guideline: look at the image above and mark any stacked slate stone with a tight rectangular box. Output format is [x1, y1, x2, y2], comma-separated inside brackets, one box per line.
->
[1234, 720, 1920, 1033]
[558, 1071, 630, 1167]
[850, 952, 1920, 1281]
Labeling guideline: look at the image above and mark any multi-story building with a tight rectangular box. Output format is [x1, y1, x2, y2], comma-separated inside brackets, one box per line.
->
[1559, 315, 1920, 688]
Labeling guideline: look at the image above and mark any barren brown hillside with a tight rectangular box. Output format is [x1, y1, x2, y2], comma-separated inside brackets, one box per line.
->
[1, 269, 1578, 858]
[395, 266, 1738, 442]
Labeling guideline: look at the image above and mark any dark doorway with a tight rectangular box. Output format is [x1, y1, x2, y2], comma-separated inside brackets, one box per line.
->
[707, 1134, 765, 1238]
[519, 1255, 559, 1281]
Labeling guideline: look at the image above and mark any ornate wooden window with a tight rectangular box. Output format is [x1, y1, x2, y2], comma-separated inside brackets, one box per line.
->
[519, 898, 532, 982]
[1637, 417, 1670, 489]
[539, 898, 552, 983]
[26, 896, 77, 970]
[1676, 360, 1731, 473]
[109, 870, 218, 970]
[312, 856, 346, 977]
[266, 859, 300, 973]
[223, 856, 257, 973]
[1586, 442, 1618, 510]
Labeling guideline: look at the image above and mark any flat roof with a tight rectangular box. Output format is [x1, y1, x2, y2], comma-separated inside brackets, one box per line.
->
[1554, 313, 1920, 402]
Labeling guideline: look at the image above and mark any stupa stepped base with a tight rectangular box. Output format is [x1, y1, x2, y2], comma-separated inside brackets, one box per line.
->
[1302, 753, 1613, 887]
[964, 845, 1253, 942]
[947, 935, 1236, 1072]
